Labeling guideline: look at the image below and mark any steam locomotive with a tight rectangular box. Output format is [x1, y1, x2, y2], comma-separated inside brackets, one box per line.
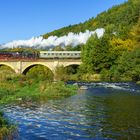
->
[0, 51, 38, 60]
[0, 51, 81, 60]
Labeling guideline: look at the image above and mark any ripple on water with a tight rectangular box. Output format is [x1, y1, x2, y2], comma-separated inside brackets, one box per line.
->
[3, 82, 140, 140]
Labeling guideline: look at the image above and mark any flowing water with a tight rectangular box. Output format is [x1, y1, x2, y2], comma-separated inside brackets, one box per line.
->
[3, 82, 140, 140]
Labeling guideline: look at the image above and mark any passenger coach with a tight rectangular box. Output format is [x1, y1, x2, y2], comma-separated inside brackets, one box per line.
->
[39, 51, 81, 59]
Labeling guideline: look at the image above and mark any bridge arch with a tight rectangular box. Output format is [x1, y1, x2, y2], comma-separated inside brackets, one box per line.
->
[64, 64, 80, 74]
[63, 62, 81, 68]
[22, 63, 54, 75]
[0, 63, 16, 73]
[64, 63, 80, 68]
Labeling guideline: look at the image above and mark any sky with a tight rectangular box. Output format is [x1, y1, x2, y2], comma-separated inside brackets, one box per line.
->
[0, 0, 127, 44]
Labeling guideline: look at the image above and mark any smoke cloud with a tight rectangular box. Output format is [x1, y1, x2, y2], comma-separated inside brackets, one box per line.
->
[2, 28, 104, 49]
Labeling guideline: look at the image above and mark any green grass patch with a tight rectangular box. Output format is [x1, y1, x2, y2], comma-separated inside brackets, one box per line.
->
[0, 80, 78, 105]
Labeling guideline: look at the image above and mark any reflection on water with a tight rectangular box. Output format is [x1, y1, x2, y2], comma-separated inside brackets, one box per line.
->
[3, 82, 140, 140]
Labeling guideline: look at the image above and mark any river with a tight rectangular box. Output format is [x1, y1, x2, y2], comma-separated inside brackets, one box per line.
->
[3, 82, 140, 140]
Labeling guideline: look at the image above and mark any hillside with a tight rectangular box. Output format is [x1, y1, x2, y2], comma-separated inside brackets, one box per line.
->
[43, 0, 140, 82]
[43, 0, 140, 40]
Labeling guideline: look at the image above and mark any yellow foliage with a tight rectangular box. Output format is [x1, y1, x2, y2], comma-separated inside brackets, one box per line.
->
[92, 21, 97, 27]
[110, 37, 135, 52]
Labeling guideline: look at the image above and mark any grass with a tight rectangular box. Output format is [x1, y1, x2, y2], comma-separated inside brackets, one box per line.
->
[0, 80, 78, 105]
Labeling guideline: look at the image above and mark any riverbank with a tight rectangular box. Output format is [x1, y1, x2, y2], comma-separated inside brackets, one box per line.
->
[0, 74, 78, 139]
[66, 73, 140, 84]
[0, 81, 78, 105]
[0, 111, 17, 140]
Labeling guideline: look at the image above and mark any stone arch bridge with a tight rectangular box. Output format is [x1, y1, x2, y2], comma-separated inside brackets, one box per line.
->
[0, 59, 82, 75]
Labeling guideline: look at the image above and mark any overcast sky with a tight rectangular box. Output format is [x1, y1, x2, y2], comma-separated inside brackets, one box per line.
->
[0, 0, 127, 44]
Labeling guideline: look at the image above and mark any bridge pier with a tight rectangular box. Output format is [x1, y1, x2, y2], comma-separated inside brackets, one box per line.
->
[14, 61, 23, 74]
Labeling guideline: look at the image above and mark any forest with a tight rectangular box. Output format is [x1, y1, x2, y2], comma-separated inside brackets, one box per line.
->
[43, 0, 140, 82]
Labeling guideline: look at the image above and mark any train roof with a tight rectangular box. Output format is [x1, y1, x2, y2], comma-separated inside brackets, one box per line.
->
[40, 51, 81, 53]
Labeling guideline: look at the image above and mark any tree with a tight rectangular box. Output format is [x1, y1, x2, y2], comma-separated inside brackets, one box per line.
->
[111, 48, 140, 81]
[81, 33, 114, 73]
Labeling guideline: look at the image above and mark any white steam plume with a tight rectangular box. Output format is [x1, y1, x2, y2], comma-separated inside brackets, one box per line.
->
[1, 28, 104, 49]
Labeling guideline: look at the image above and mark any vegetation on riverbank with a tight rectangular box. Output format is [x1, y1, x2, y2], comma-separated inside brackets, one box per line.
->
[0, 111, 16, 140]
[80, 28, 140, 82]
[0, 74, 78, 105]
[0, 80, 77, 105]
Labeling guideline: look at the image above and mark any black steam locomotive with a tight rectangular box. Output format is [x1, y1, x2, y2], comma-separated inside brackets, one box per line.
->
[0, 50, 39, 60]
